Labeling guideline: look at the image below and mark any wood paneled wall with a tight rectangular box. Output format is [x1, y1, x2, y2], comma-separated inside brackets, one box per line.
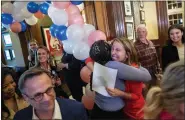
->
[85, 1, 126, 40]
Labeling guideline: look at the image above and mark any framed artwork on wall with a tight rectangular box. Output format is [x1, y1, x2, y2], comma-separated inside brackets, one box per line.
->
[4, 49, 11, 60]
[140, 10, 145, 21]
[2, 32, 12, 47]
[41, 26, 63, 56]
[124, 1, 132, 16]
[126, 23, 134, 40]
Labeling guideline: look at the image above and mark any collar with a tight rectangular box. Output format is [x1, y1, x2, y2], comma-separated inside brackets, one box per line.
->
[137, 39, 149, 45]
[32, 99, 62, 119]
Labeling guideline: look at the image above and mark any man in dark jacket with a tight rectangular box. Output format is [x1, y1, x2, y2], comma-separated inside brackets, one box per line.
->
[57, 51, 85, 102]
[14, 68, 88, 120]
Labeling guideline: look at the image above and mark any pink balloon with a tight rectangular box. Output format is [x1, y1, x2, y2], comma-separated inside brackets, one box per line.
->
[82, 95, 94, 110]
[52, 2, 71, 9]
[65, 4, 80, 15]
[80, 66, 92, 83]
[88, 30, 107, 46]
[68, 14, 84, 26]
[10, 22, 21, 33]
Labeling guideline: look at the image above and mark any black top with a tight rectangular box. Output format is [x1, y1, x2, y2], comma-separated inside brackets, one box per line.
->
[162, 44, 179, 71]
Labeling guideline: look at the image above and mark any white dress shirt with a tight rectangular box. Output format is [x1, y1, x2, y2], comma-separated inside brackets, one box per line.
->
[32, 99, 62, 119]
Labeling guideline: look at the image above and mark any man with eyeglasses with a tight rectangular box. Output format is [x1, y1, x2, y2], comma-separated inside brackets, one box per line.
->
[13, 68, 88, 120]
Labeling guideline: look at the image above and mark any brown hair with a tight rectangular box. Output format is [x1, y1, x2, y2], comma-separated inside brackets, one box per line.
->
[112, 37, 140, 65]
[34, 45, 51, 67]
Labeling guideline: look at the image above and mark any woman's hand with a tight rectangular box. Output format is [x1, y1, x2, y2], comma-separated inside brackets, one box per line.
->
[106, 87, 125, 97]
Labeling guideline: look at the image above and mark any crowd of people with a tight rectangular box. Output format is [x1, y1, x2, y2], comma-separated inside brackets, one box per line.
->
[1, 24, 184, 120]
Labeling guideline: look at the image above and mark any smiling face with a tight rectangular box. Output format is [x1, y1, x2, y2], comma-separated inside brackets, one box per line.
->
[37, 48, 49, 64]
[111, 41, 128, 62]
[3, 74, 16, 99]
[23, 73, 56, 112]
[169, 28, 183, 43]
[29, 41, 38, 51]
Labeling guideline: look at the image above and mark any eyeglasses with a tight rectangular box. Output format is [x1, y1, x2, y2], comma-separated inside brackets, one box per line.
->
[24, 86, 54, 102]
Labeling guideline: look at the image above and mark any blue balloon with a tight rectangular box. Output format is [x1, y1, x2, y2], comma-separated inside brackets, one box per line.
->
[39, 2, 49, 15]
[49, 24, 57, 37]
[54, 26, 60, 38]
[1, 13, 13, 25]
[71, 1, 83, 5]
[20, 21, 27, 32]
[56, 26, 67, 41]
[27, 2, 39, 13]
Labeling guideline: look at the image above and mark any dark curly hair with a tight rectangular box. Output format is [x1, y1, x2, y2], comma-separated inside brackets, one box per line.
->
[1, 67, 22, 119]
[89, 40, 111, 65]
[167, 24, 184, 45]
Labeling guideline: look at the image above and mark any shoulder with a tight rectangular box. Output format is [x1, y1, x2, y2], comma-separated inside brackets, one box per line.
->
[14, 105, 32, 120]
[105, 61, 127, 69]
[57, 98, 86, 113]
[162, 44, 176, 51]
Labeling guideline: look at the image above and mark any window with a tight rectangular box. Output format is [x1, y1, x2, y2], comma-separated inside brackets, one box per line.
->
[11, 49, 15, 59]
[168, 13, 183, 25]
[167, 1, 182, 10]
[2, 33, 12, 47]
[4, 50, 11, 60]
[166, 1, 184, 26]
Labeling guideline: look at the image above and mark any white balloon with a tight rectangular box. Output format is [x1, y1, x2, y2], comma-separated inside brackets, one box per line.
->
[73, 42, 90, 60]
[12, 9, 25, 22]
[67, 24, 85, 42]
[21, 6, 33, 18]
[2, 2, 15, 14]
[62, 40, 76, 54]
[13, 1, 28, 10]
[83, 24, 96, 42]
[51, 9, 68, 26]
[48, 5, 58, 18]
[25, 16, 38, 25]
[77, 3, 84, 12]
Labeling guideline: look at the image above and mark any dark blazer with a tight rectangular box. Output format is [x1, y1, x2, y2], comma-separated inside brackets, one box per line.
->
[162, 45, 179, 71]
[13, 98, 88, 120]
[61, 52, 85, 86]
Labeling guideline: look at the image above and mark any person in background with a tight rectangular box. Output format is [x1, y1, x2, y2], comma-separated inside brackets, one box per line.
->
[144, 59, 184, 120]
[14, 68, 88, 120]
[57, 51, 85, 102]
[2, 67, 29, 120]
[33, 45, 68, 98]
[28, 39, 38, 68]
[134, 24, 161, 94]
[162, 24, 184, 71]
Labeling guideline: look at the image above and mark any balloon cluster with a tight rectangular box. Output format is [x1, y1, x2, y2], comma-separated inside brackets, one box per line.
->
[48, 1, 107, 61]
[1, 1, 107, 61]
[1, 1, 50, 33]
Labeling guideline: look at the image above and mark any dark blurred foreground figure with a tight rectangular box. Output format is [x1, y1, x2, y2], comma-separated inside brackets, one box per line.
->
[144, 59, 184, 120]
